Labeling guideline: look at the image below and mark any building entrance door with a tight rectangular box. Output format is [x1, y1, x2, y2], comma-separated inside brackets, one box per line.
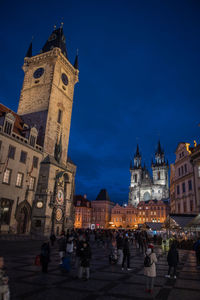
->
[18, 207, 28, 234]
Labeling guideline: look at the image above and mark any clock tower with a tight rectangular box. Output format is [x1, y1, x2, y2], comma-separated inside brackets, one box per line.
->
[17, 26, 79, 235]
[17, 26, 79, 163]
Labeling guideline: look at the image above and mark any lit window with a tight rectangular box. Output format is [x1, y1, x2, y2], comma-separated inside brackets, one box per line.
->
[16, 172, 23, 187]
[0, 199, 12, 225]
[3, 169, 11, 184]
[29, 176, 36, 190]
[30, 135, 36, 147]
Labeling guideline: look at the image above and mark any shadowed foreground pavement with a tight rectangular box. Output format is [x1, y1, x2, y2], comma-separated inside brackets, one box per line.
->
[0, 239, 200, 300]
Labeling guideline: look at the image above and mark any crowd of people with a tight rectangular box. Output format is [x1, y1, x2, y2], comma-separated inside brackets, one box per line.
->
[1, 229, 200, 299]
[37, 228, 200, 294]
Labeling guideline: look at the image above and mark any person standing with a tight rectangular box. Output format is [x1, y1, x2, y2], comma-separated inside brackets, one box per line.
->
[122, 235, 131, 271]
[78, 242, 92, 280]
[50, 233, 56, 246]
[165, 242, 179, 279]
[193, 238, 200, 268]
[0, 257, 10, 300]
[144, 245, 157, 294]
[116, 233, 124, 265]
[40, 240, 50, 273]
[57, 231, 66, 264]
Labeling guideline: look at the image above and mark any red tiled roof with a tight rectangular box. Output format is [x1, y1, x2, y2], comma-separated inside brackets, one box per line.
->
[0, 103, 24, 136]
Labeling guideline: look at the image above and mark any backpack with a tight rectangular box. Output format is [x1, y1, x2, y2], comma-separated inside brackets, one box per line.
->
[144, 254, 152, 267]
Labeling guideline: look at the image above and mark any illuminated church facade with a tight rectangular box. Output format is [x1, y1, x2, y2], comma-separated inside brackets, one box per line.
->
[129, 142, 169, 207]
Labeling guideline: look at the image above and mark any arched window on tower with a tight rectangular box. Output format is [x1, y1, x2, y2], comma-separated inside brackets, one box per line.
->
[157, 171, 160, 180]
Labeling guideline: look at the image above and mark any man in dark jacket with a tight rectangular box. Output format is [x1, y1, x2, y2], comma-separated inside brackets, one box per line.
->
[78, 242, 92, 280]
[57, 232, 66, 264]
[122, 235, 131, 271]
[40, 241, 50, 273]
[165, 242, 179, 279]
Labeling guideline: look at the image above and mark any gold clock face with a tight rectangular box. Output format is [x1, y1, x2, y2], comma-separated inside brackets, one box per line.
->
[36, 201, 43, 208]
[56, 208, 62, 222]
[57, 189, 64, 205]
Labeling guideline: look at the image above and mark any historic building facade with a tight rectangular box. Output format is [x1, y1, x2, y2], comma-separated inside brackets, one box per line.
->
[129, 142, 169, 207]
[0, 26, 79, 235]
[91, 189, 115, 229]
[73, 194, 170, 229]
[74, 195, 91, 229]
[171, 142, 200, 214]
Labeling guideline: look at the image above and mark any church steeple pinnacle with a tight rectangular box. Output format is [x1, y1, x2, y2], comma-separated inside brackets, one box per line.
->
[42, 24, 68, 58]
[25, 41, 32, 58]
[74, 49, 79, 69]
[133, 144, 141, 168]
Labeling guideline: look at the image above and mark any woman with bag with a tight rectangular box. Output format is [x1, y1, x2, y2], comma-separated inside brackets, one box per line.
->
[144, 244, 157, 294]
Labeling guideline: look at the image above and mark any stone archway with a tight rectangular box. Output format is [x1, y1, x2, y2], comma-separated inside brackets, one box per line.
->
[16, 201, 32, 234]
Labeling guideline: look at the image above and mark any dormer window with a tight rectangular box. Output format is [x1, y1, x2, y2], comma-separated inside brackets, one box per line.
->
[30, 135, 36, 147]
[3, 113, 15, 135]
[29, 126, 38, 147]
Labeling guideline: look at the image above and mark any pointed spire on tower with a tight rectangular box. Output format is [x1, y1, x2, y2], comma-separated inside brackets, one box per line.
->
[25, 41, 32, 58]
[74, 49, 79, 69]
[42, 24, 68, 58]
[156, 140, 162, 154]
[135, 144, 140, 156]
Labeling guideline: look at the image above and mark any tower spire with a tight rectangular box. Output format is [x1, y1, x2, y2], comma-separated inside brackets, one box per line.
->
[25, 41, 32, 58]
[42, 25, 68, 58]
[74, 49, 79, 69]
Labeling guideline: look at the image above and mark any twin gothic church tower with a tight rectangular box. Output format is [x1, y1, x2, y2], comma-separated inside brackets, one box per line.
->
[129, 142, 169, 207]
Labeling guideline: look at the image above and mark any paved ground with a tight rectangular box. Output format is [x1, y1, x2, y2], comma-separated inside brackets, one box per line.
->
[0, 238, 200, 300]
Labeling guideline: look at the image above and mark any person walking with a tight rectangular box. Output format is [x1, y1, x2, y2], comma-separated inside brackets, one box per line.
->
[144, 245, 157, 294]
[165, 242, 179, 279]
[40, 240, 50, 273]
[122, 234, 131, 271]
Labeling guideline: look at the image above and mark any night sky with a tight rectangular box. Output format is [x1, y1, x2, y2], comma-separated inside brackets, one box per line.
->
[1, 0, 200, 203]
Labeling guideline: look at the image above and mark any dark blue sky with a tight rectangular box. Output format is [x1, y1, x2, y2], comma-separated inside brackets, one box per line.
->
[1, 0, 200, 203]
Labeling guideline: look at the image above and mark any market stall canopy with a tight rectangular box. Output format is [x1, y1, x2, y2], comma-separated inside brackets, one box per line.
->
[145, 222, 163, 231]
[164, 214, 197, 230]
[187, 214, 200, 228]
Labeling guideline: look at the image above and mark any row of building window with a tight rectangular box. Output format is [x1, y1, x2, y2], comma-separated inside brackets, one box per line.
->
[178, 164, 188, 177]
[3, 145, 39, 168]
[177, 200, 194, 213]
[113, 217, 161, 223]
[139, 206, 164, 210]
[2, 168, 36, 190]
[176, 180, 192, 195]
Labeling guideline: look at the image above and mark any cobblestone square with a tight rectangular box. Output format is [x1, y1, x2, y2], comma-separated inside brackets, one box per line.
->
[1, 239, 200, 300]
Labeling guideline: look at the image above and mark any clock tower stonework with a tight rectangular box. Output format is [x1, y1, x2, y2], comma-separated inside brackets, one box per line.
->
[17, 27, 79, 235]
